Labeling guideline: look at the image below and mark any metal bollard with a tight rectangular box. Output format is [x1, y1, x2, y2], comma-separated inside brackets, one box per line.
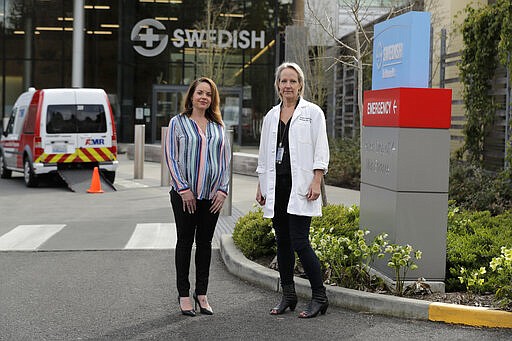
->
[160, 127, 171, 187]
[134, 124, 145, 179]
[221, 129, 234, 216]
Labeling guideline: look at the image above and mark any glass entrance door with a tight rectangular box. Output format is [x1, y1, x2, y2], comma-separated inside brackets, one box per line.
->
[219, 88, 243, 146]
[151, 84, 243, 145]
[152, 85, 188, 143]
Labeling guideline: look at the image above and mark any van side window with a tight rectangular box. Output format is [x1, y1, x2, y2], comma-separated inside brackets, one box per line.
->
[4, 108, 17, 135]
[46, 104, 107, 134]
[23, 102, 38, 134]
[13, 107, 27, 135]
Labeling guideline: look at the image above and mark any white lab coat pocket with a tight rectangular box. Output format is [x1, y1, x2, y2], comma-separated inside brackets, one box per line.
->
[296, 167, 314, 197]
[296, 116, 313, 145]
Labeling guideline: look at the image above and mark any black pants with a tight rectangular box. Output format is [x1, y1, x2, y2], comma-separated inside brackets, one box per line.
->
[272, 175, 324, 291]
[170, 190, 219, 297]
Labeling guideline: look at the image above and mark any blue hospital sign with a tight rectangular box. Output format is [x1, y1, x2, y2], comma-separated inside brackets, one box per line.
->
[372, 11, 431, 90]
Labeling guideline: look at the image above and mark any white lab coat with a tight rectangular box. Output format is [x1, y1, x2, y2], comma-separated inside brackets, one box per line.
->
[257, 97, 329, 218]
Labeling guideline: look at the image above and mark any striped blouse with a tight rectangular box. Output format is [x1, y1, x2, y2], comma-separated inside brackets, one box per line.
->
[164, 114, 231, 200]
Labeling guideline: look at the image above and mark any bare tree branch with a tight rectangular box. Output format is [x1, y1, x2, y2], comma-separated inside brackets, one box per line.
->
[305, 0, 420, 132]
[194, 0, 245, 86]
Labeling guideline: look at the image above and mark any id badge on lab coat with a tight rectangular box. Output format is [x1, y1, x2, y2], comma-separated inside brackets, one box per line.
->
[276, 147, 284, 164]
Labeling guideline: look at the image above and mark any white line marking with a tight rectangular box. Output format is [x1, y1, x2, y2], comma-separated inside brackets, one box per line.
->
[0, 225, 66, 251]
[115, 179, 149, 188]
[124, 223, 176, 249]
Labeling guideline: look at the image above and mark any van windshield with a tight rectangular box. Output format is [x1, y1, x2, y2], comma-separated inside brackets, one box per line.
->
[46, 105, 107, 134]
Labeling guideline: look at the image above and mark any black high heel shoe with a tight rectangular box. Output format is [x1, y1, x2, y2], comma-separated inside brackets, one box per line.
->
[270, 283, 297, 315]
[178, 296, 196, 317]
[193, 292, 214, 315]
[298, 299, 329, 318]
[298, 287, 328, 318]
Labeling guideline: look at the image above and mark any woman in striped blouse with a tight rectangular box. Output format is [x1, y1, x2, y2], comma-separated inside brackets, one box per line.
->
[165, 77, 231, 317]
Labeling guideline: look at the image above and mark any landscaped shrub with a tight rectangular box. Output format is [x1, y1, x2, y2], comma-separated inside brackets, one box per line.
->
[490, 247, 512, 309]
[310, 204, 360, 237]
[232, 202, 512, 301]
[458, 266, 487, 295]
[385, 243, 422, 296]
[310, 227, 388, 291]
[446, 204, 512, 292]
[310, 205, 360, 285]
[325, 137, 360, 190]
[232, 207, 275, 260]
[449, 159, 512, 215]
[309, 205, 390, 291]
[453, 241, 512, 310]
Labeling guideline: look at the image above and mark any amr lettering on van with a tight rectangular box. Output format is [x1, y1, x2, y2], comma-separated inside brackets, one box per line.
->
[85, 138, 105, 145]
[34, 147, 116, 164]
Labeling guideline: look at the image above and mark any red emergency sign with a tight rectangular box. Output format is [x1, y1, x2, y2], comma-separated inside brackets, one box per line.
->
[363, 87, 452, 128]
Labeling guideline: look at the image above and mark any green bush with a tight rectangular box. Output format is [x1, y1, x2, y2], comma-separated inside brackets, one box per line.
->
[311, 204, 360, 237]
[310, 205, 359, 273]
[311, 205, 393, 291]
[449, 159, 512, 215]
[490, 247, 512, 309]
[446, 204, 512, 292]
[232, 202, 512, 300]
[232, 207, 275, 260]
[325, 137, 360, 190]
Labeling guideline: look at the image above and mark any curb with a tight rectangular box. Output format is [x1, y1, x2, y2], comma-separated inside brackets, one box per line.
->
[429, 302, 512, 328]
[219, 234, 512, 329]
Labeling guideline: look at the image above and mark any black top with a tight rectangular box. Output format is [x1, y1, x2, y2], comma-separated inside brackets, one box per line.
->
[276, 119, 292, 175]
[275, 98, 300, 176]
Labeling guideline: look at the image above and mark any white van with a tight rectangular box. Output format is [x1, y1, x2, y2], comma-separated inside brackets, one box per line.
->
[0, 88, 118, 187]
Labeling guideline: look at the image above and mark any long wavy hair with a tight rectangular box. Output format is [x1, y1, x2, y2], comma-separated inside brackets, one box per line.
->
[182, 77, 223, 126]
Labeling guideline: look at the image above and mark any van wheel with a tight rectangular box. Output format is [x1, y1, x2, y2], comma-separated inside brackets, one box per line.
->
[103, 170, 116, 184]
[24, 158, 39, 187]
[0, 153, 12, 179]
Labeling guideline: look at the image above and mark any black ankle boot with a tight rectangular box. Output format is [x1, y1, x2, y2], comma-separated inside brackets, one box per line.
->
[270, 283, 298, 315]
[298, 286, 328, 318]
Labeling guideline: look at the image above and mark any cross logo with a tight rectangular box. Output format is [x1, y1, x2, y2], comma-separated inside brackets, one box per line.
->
[376, 41, 383, 70]
[131, 19, 168, 57]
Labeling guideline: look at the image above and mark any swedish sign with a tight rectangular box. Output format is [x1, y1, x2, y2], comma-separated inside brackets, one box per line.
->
[372, 11, 431, 90]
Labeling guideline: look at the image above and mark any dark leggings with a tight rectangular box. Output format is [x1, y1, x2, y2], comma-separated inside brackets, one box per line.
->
[272, 175, 324, 291]
[170, 190, 219, 297]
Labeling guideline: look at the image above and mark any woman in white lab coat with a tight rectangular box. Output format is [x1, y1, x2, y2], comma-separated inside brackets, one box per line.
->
[256, 62, 329, 318]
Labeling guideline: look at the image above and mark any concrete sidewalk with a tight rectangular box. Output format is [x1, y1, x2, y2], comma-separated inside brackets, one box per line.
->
[116, 148, 512, 329]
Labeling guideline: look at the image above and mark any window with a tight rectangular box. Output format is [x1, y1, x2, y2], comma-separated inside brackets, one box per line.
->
[46, 105, 107, 133]
[4, 108, 17, 135]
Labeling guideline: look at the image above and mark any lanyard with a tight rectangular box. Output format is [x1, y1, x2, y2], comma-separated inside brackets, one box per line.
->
[278, 120, 290, 148]
[276, 114, 292, 164]
[278, 97, 299, 147]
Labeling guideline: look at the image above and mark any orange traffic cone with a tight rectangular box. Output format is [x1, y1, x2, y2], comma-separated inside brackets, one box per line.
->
[87, 167, 104, 193]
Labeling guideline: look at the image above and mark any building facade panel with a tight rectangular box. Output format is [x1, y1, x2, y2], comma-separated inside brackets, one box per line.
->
[1, 0, 293, 146]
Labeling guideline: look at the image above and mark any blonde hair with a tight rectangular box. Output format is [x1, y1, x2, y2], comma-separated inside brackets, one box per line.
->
[182, 77, 223, 125]
[274, 62, 305, 101]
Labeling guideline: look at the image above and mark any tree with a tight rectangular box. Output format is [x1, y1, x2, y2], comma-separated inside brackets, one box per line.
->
[305, 0, 416, 128]
[193, 0, 243, 86]
[284, 1, 332, 205]
[458, 0, 512, 166]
